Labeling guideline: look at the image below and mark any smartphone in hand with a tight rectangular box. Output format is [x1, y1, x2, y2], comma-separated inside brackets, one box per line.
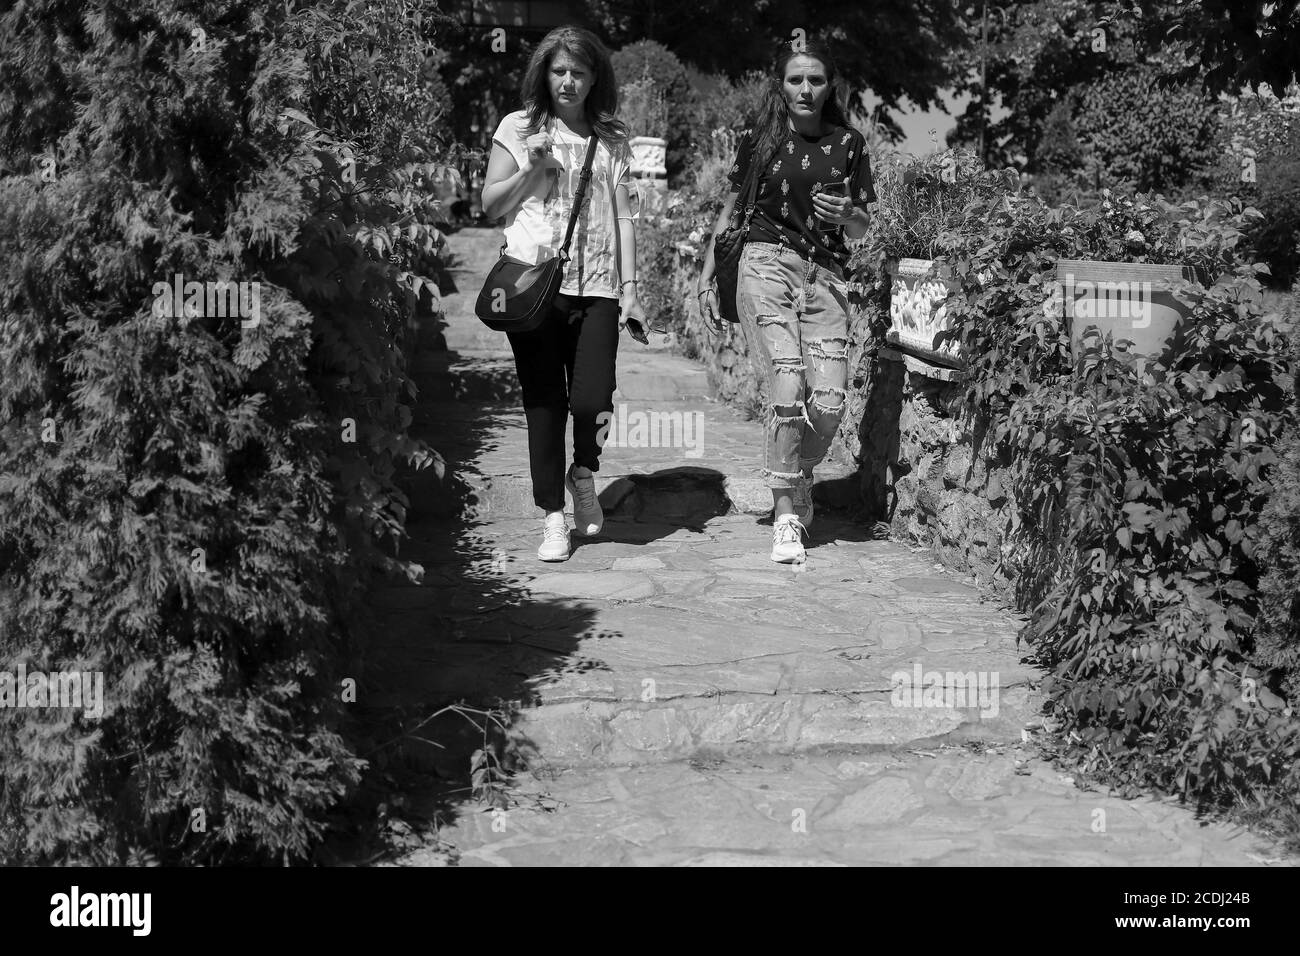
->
[818, 179, 851, 233]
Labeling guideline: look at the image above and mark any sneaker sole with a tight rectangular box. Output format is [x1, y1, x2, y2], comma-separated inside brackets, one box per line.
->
[771, 551, 806, 564]
[538, 549, 571, 562]
[570, 521, 603, 538]
[565, 476, 604, 538]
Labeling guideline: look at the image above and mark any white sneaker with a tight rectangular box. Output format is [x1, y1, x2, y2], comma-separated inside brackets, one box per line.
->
[770, 513, 807, 564]
[792, 475, 815, 531]
[537, 511, 570, 562]
[565, 464, 604, 537]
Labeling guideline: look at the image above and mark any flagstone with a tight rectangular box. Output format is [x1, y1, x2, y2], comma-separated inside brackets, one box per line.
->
[371, 226, 1294, 868]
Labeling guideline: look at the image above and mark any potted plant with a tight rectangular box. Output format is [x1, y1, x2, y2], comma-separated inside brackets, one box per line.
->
[1054, 257, 1197, 363]
[1043, 189, 1250, 367]
[620, 70, 669, 179]
[862, 148, 1017, 369]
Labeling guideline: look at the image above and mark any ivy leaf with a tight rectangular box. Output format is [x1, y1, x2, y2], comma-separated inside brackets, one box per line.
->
[1122, 502, 1160, 532]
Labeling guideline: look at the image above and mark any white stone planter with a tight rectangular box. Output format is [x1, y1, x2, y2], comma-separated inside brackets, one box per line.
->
[629, 178, 668, 216]
[886, 258, 964, 370]
[629, 135, 667, 178]
[1054, 259, 1198, 364]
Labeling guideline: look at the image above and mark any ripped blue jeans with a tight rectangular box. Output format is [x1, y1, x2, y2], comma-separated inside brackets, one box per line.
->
[737, 241, 850, 490]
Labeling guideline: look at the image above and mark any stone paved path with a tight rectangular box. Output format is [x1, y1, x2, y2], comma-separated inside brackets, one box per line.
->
[370, 227, 1292, 867]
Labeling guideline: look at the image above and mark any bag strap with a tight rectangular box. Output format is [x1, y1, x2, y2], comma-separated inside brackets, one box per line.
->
[558, 134, 600, 262]
[730, 136, 764, 234]
[495, 130, 600, 260]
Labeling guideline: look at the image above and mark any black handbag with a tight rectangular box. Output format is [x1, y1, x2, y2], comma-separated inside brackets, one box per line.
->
[711, 141, 763, 323]
[475, 133, 600, 333]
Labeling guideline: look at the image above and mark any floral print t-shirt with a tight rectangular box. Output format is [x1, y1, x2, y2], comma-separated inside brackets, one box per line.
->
[493, 110, 635, 299]
[727, 123, 876, 268]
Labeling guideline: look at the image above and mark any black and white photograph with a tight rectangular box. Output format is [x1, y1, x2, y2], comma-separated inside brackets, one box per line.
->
[1, 0, 1298, 914]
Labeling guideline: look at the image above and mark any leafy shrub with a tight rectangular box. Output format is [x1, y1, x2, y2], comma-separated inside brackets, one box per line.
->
[635, 126, 740, 340]
[618, 73, 669, 139]
[613, 39, 694, 184]
[859, 148, 1019, 263]
[1072, 63, 1222, 196]
[683, 69, 768, 165]
[1035, 99, 1086, 195]
[1251, 130, 1300, 288]
[982, 193, 1294, 812]
[0, 0, 454, 865]
[1192, 82, 1300, 288]
[1254, 282, 1300, 701]
[1002, 293, 1296, 807]
[852, 181, 1300, 827]
[433, 17, 532, 158]
[612, 38, 690, 99]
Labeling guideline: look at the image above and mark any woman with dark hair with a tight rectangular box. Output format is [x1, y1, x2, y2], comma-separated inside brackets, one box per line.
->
[697, 41, 875, 564]
[481, 26, 648, 562]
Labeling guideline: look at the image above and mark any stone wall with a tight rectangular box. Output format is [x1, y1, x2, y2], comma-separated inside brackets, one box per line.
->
[667, 247, 1014, 589]
[670, 248, 768, 420]
[853, 349, 1014, 591]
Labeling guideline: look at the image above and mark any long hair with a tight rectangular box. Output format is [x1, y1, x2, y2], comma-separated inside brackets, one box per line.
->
[519, 26, 628, 146]
[748, 40, 852, 170]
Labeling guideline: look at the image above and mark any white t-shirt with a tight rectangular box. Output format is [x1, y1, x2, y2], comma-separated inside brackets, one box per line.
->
[492, 110, 635, 299]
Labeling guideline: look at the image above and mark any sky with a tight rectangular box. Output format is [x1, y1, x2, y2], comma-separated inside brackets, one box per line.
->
[860, 87, 1010, 157]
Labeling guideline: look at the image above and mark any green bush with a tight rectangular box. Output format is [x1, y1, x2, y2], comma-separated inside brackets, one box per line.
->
[612, 38, 690, 99]
[0, 0, 454, 864]
[635, 126, 738, 340]
[851, 182, 1300, 826]
[618, 73, 669, 139]
[1034, 99, 1086, 202]
[1251, 132, 1300, 288]
[612, 39, 694, 184]
[1190, 84, 1300, 288]
[979, 191, 1295, 812]
[1254, 283, 1300, 701]
[859, 147, 1018, 263]
[1072, 64, 1221, 196]
[682, 69, 769, 170]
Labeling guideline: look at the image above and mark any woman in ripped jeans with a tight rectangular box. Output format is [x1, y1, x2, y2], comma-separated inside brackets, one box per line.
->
[698, 40, 875, 563]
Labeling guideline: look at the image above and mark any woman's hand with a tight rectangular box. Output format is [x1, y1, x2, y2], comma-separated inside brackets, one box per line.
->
[697, 279, 725, 334]
[523, 132, 552, 168]
[812, 191, 854, 225]
[522, 132, 563, 175]
[619, 294, 651, 345]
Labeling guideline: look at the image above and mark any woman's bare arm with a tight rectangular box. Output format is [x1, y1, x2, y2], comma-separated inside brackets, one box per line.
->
[480, 140, 549, 221]
[698, 190, 739, 287]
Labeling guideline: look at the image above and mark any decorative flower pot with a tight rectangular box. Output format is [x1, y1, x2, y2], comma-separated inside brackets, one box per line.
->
[886, 257, 964, 369]
[1055, 259, 1198, 363]
[629, 178, 668, 216]
[629, 135, 667, 178]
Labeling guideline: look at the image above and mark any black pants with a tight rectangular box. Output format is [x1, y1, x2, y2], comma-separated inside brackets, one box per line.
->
[506, 294, 620, 512]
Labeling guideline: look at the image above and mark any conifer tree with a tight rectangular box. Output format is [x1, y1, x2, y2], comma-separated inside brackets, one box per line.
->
[0, 0, 457, 864]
